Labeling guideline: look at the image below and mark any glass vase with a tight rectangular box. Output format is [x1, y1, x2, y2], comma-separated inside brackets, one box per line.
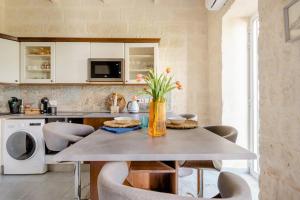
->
[148, 100, 166, 137]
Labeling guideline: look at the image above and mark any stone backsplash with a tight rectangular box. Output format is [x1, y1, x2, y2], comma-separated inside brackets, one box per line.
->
[0, 85, 149, 113]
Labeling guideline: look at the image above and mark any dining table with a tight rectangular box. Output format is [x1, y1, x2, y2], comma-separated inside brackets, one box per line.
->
[54, 127, 256, 200]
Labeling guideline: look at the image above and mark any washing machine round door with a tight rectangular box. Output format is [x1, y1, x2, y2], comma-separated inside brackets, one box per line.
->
[6, 131, 36, 160]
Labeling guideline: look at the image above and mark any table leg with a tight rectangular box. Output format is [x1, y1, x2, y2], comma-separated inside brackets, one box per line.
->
[74, 161, 81, 200]
[197, 168, 204, 198]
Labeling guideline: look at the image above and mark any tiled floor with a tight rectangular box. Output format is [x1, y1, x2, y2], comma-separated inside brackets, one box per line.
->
[0, 168, 258, 200]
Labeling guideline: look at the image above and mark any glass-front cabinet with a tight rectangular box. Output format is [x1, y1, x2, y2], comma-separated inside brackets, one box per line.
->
[125, 43, 159, 84]
[21, 42, 55, 83]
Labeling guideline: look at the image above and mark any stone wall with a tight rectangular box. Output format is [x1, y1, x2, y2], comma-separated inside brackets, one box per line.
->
[207, 0, 234, 124]
[259, 0, 300, 199]
[0, 0, 4, 32]
[0, 0, 209, 123]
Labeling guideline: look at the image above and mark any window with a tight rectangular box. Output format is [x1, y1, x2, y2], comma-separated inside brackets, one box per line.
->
[249, 15, 260, 178]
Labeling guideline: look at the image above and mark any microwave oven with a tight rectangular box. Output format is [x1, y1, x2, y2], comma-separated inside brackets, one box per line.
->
[88, 58, 124, 82]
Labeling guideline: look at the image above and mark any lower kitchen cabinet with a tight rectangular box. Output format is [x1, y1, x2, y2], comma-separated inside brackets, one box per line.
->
[55, 42, 90, 83]
[0, 38, 19, 83]
[83, 118, 113, 129]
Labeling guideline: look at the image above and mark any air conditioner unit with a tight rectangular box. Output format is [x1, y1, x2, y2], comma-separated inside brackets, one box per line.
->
[206, 0, 228, 11]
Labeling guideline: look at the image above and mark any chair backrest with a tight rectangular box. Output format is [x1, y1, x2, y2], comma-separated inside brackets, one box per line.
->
[43, 122, 94, 152]
[203, 126, 238, 143]
[98, 162, 251, 200]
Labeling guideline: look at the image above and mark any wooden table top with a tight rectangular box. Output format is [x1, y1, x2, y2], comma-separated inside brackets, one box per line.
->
[54, 127, 256, 162]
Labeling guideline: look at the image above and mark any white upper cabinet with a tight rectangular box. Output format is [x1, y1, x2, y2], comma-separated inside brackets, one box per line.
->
[125, 43, 159, 84]
[20, 42, 55, 83]
[0, 39, 20, 83]
[91, 43, 124, 58]
[55, 42, 90, 83]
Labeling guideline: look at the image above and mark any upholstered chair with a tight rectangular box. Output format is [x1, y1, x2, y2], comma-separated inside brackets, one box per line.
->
[43, 122, 94, 199]
[43, 122, 94, 152]
[181, 125, 238, 197]
[98, 162, 251, 200]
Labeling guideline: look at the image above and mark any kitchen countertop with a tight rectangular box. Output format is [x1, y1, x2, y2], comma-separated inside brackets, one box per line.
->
[0, 112, 175, 119]
[54, 127, 256, 162]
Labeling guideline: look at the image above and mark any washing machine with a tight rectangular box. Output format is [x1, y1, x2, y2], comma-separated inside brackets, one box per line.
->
[3, 119, 47, 174]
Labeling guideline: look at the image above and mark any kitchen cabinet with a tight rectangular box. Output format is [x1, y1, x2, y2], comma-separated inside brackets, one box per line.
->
[0, 39, 19, 83]
[125, 43, 159, 84]
[20, 42, 55, 83]
[91, 43, 124, 58]
[55, 42, 90, 83]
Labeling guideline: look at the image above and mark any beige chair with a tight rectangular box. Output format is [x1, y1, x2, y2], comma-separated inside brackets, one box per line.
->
[98, 162, 251, 200]
[43, 122, 94, 152]
[43, 122, 94, 200]
[181, 125, 238, 197]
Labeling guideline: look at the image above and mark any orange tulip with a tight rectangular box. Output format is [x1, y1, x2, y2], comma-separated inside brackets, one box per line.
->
[132, 96, 138, 100]
[175, 81, 182, 90]
[165, 67, 172, 74]
[176, 85, 183, 90]
[136, 74, 144, 82]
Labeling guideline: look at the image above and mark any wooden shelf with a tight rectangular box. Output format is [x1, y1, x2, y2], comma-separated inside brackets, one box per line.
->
[17, 82, 147, 86]
[130, 69, 151, 72]
[0, 33, 18, 41]
[130, 55, 154, 58]
[27, 54, 51, 57]
[129, 161, 176, 174]
[18, 37, 161, 43]
[0, 32, 160, 43]
[26, 69, 51, 72]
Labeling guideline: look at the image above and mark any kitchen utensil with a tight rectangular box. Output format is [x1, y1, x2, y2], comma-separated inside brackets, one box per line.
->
[25, 108, 41, 115]
[47, 106, 57, 115]
[166, 120, 198, 129]
[40, 97, 49, 114]
[127, 97, 139, 113]
[105, 93, 126, 112]
[139, 115, 149, 129]
[8, 97, 22, 114]
[19, 101, 25, 114]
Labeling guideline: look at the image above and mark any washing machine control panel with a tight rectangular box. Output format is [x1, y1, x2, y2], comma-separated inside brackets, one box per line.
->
[29, 122, 43, 126]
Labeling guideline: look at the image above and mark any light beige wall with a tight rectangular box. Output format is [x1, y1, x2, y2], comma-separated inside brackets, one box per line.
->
[0, 0, 4, 32]
[259, 0, 300, 199]
[1, 0, 209, 123]
[207, 0, 234, 124]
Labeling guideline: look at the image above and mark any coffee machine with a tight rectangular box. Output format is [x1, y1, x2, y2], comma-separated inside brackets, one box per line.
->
[40, 97, 49, 114]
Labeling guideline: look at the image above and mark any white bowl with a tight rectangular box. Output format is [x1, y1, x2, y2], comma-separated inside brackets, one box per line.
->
[180, 113, 197, 120]
[114, 117, 133, 121]
[168, 117, 186, 125]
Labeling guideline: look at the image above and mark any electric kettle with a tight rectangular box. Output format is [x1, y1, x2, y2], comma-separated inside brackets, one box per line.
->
[127, 97, 139, 113]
